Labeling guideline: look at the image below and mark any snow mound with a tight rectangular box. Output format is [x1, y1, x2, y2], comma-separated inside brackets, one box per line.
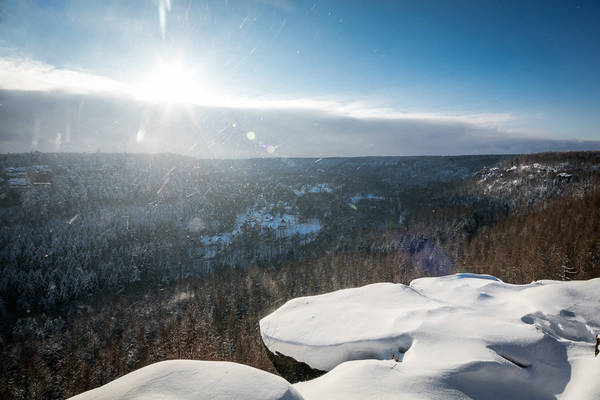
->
[69, 360, 303, 400]
[260, 274, 600, 399]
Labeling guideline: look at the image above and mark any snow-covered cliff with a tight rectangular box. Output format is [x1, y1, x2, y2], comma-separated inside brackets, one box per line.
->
[261, 274, 600, 399]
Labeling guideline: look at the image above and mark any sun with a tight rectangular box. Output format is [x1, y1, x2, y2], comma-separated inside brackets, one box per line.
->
[134, 60, 204, 104]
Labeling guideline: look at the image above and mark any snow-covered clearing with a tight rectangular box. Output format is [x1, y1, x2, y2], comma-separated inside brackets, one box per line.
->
[199, 209, 321, 247]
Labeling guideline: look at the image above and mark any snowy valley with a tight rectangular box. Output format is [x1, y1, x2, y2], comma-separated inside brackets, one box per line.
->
[2, 152, 600, 399]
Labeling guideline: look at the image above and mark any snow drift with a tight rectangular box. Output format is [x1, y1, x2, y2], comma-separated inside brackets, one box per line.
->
[260, 273, 600, 399]
[69, 360, 303, 400]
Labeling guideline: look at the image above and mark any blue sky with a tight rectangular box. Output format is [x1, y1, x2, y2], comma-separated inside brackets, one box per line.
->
[0, 0, 599, 156]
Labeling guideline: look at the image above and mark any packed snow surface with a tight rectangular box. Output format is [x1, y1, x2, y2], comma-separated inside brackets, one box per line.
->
[69, 360, 303, 400]
[260, 273, 600, 399]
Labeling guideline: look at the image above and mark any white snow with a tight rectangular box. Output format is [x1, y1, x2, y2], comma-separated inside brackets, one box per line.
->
[533, 163, 557, 172]
[260, 273, 600, 400]
[8, 177, 29, 186]
[201, 232, 233, 246]
[292, 184, 333, 196]
[561, 353, 600, 399]
[69, 360, 303, 400]
[350, 194, 385, 203]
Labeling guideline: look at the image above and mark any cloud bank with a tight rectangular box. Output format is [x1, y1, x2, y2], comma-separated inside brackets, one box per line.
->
[1, 90, 599, 158]
[0, 56, 598, 157]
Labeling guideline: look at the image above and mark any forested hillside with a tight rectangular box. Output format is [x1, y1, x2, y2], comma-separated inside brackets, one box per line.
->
[464, 189, 600, 282]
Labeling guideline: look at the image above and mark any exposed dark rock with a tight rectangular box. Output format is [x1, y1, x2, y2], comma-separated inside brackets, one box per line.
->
[263, 342, 326, 383]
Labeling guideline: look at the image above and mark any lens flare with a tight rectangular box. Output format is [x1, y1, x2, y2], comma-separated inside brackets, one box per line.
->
[136, 128, 145, 143]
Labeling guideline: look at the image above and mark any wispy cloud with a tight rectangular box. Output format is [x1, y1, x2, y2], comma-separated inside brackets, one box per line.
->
[0, 55, 514, 129]
[229, 98, 516, 128]
[0, 56, 129, 95]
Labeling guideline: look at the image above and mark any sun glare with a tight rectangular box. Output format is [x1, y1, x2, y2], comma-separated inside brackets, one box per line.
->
[134, 60, 204, 104]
